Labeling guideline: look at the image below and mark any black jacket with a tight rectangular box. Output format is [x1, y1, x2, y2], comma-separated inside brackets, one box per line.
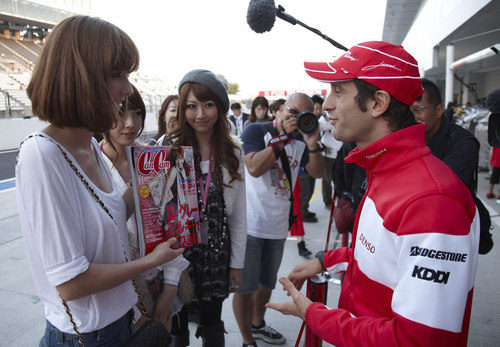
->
[427, 116, 480, 192]
[229, 113, 249, 129]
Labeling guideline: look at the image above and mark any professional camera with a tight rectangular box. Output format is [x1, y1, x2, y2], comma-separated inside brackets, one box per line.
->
[290, 111, 318, 139]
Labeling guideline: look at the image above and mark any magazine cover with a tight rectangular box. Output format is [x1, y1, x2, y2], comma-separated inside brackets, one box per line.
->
[126, 145, 200, 256]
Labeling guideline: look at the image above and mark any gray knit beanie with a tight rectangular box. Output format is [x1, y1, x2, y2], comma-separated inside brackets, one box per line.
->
[178, 69, 230, 113]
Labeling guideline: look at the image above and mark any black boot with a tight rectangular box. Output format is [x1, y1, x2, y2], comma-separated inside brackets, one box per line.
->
[195, 321, 226, 347]
[298, 241, 312, 257]
[169, 331, 190, 347]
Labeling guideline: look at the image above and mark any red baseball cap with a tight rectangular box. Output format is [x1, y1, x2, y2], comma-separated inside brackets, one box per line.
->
[304, 41, 423, 106]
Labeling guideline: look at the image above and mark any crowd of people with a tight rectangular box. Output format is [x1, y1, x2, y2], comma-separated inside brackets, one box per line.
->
[15, 14, 489, 347]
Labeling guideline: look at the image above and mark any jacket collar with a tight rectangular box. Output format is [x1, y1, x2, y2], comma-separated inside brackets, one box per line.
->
[345, 123, 430, 173]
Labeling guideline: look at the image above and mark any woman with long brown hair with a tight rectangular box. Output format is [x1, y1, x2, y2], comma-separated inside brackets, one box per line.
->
[166, 69, 247, 346]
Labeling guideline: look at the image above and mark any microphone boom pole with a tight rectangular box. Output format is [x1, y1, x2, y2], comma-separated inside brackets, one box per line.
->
[276, 5, 348, 51]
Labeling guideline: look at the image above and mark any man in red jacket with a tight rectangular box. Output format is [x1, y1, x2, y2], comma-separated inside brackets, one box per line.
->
[267, 41, 480, 346]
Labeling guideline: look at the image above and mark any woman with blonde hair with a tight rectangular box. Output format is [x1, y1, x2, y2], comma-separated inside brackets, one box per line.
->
[17, 16, 182, 346]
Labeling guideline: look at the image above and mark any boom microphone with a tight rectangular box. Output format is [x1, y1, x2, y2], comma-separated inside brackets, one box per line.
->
[247, 0, 276, 34]
[246, 0, 348, 51]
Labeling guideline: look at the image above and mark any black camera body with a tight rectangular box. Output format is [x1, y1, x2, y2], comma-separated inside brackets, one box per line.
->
[290, 111, 318, 139]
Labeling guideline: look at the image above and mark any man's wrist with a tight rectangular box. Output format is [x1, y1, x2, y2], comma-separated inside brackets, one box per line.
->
[315, 250, 326, 271]
[308, 143, 324, 153]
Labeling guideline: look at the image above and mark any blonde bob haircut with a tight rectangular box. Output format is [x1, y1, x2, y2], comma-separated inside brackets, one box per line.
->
[27, 15, 139, 133]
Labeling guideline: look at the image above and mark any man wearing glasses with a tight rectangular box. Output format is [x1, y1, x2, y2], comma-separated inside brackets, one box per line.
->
[411, 78, 479, 192]
[233, 93, 324, 347]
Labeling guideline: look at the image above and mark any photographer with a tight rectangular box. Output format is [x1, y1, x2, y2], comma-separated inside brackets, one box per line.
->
[267, 41, 479, 346]
[233, 93, 323, 346]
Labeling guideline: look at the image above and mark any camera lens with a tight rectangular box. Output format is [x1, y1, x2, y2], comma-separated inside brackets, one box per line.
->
[297, 111, 318, 134]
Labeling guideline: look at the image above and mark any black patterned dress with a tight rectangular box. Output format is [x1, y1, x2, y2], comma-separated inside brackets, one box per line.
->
[183, 171, 231, 302]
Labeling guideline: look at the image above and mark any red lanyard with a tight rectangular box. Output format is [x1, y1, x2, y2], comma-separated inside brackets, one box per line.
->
[198, 148, 214, 218]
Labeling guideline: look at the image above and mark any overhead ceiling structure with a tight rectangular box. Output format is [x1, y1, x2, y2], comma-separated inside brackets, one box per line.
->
[382, 0, 500, 102]
[382, 0, 423, 45]
[432, 1, 500, 77]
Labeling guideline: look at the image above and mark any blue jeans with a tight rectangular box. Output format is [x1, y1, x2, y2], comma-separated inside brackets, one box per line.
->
[39, 309, 134, 347]
[238, 235, 286, 294]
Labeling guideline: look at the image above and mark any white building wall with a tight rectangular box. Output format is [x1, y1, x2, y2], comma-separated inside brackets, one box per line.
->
[484, 69, 500, 94]
[402, 0, 491, 72]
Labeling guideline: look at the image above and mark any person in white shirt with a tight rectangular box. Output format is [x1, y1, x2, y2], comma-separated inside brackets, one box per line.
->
[229, 102, 249, 137]
[314, 94, 343, 208]
[17, 16, 182, 346]
[100, 84, 189, 331]
[234, 93, 324, 346]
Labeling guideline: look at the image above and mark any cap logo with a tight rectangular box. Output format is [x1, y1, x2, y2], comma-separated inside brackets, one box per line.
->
[343, 51, 358, 61]
[327, 62, 337, 73]
[362, 61, 402, 72]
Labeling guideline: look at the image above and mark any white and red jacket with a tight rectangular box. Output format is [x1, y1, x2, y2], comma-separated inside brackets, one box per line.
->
[306, 124, 479, 346]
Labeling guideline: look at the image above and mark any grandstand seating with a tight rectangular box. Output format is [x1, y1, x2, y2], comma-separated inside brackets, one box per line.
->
[0, 37, 32, 71]
[0, 36, 174, 119]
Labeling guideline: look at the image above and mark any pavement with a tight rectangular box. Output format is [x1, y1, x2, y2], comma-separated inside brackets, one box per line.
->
[1, 172, 500, 346]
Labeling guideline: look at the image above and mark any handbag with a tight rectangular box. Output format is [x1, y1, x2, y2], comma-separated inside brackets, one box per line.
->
[30, 134, 173, 347]
[333, 194, 355, 234]
[126, 320, 171, 347]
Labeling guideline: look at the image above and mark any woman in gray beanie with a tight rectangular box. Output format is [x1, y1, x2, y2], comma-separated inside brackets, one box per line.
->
[166, 69, 247, 346]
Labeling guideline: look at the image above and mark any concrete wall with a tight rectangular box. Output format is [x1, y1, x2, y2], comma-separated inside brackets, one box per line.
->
[0, 113, 159, 151]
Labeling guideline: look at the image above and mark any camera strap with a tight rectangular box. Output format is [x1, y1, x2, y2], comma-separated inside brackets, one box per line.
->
[265, 123, 296, 230]
[268, 133, 291, 145]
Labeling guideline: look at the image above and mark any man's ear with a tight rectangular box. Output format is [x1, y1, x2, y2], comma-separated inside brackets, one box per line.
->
[370, 90, 391, 118]
[436, 103, 444, 119]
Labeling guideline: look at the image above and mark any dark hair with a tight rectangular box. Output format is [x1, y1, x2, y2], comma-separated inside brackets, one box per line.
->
[168, 147, 189, 174]
[312, 94, 324, 105]
[249, 96, 271, 122]
[270, 98, 286, 114]
[123, 84, 146, 132]
[231, 102, 241, 110]
[103, 84, 146, 154]
[27, 15, 139, 133]
[416, 78, 442, 105]
[157, 95, 179, 138]
[353, 79, 416, 131]
[168, 82, 242, 189]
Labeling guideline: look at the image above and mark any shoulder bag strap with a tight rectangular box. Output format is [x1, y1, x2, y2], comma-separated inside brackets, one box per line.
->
[265, 123, 296, 228]
[19, 134, 150, 347]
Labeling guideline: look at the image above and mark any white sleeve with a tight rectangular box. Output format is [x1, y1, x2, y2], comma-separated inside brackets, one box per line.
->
[228, 149, 247, 269]
[162, 256, 190, 285]
[16, 137, 89, 286]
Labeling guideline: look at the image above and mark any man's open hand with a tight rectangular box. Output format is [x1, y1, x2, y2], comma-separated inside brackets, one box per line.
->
[265, 277, 313, 320]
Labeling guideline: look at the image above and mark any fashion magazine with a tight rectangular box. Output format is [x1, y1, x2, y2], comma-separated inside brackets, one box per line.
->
[126, 145, 200, 256]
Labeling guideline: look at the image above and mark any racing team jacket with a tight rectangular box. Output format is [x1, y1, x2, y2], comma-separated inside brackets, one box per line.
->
[305, 124, 480, 346]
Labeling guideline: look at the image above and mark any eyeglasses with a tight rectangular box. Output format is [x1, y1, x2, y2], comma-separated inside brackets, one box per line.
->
[410, 104, 436, 115]
[284, 105, 300, 115]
